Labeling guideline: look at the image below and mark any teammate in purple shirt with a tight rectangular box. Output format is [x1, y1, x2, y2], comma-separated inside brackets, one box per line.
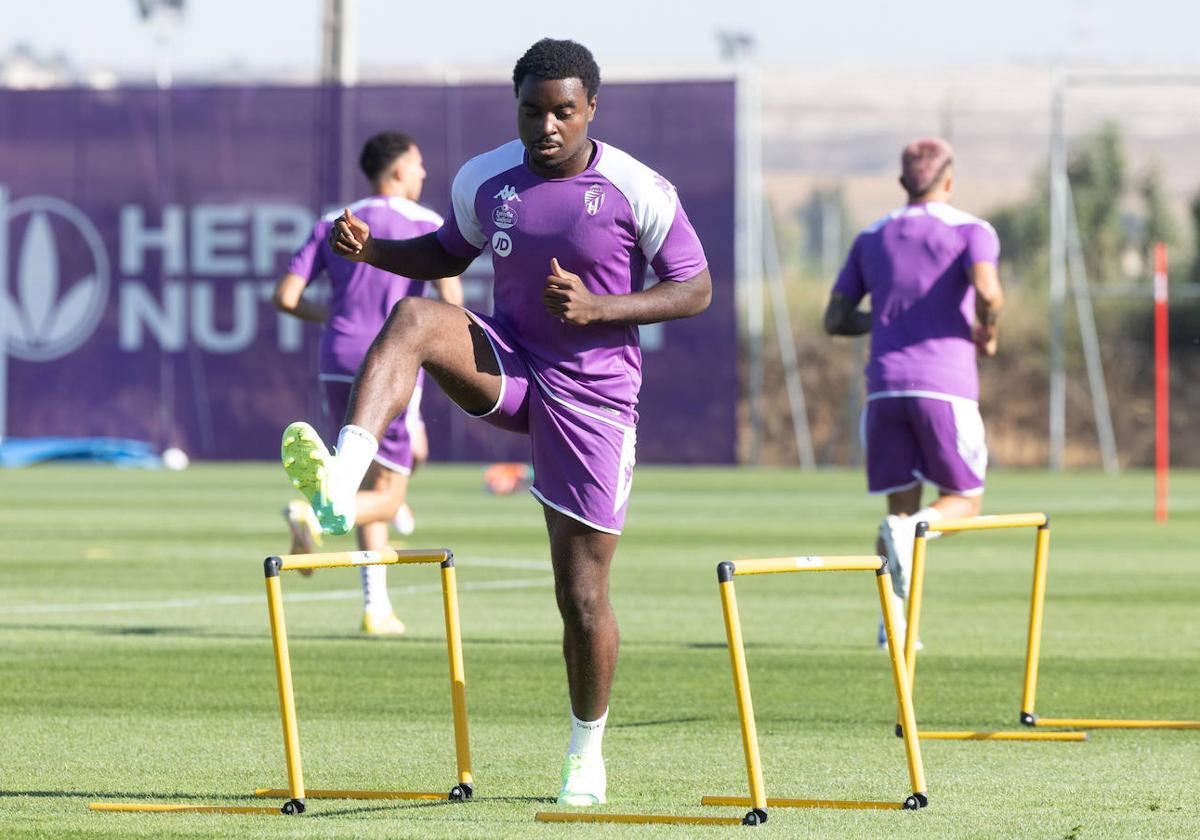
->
[280, 39, 711, 806]
[273, 132, 462, 635]
[824, 138, 1005, 648]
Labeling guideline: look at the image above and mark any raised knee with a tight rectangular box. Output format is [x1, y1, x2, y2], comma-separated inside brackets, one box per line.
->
[384, 296, 432, 339]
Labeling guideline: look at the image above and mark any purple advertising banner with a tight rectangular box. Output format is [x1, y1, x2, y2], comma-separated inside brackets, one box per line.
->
[0, 82, 735, 463]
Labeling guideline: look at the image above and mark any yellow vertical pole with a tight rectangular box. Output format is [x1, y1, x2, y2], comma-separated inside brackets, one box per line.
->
[878, 570, 927, 797]
[1021, 524, 1051, 723]
[264, 560, 305, 803]
[440, 559, 473, 787]
[897, 527, 929, 731]
[717, 564, 767, 815]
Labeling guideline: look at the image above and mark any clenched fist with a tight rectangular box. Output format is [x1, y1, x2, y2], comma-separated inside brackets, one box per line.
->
[329, 209, 374, 262]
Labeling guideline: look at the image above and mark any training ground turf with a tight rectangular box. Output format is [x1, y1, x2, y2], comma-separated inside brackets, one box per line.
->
[1, 465, 1197, 839]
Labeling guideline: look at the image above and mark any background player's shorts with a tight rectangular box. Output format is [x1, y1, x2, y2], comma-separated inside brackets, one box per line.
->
[863, 394, 987, 496]
[319, 371, 425, 475]
[464, 312, 636, 535]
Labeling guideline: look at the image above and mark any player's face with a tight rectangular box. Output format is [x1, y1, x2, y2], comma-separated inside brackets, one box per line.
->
[516, 76, 596, 178]
[395, 146, 427, 202]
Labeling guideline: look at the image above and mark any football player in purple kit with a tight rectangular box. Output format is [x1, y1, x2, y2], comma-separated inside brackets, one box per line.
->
[824, 138, 1004, 649]
[274, 132, 463, 635]
[280, 39, 711, 806]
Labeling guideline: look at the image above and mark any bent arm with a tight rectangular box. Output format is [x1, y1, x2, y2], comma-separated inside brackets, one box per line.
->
[362, 232, 475, 280]
[596, 269, 712, 325]
[972, 261, 1004, 356]
[823, 292, 871, 336]
[272, 272, 328, 322]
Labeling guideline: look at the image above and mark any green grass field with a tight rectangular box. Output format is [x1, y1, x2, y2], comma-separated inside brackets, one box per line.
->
[1, 465, 1197, 839]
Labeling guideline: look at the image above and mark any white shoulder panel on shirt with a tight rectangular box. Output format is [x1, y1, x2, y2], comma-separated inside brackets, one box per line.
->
[594, 142, 679, 262]
[450, 139, 526, 249]
[386, 197, 444, 227]
[924, 202, 997, 235]
[862, 208, 903, 235]
[321, 196, 386, 223]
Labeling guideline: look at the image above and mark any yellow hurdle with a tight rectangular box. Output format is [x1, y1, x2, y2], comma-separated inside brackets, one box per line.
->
[91, 546, 473, 819]
[700, 556, 928, 819]
[907, 512, 1197, 735]
[89, 803, 283, 814]
[1031, 718, 1200, 730]
[899, 514, 1073, 743]
[255, 548, 473, 815]
[917, 731, 1086, 742]
[536, 812, 747, 826]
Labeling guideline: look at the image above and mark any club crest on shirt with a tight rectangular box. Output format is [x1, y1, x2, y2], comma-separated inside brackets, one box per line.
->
[493, 204, 517, 229]
[583, 185, 605, 216]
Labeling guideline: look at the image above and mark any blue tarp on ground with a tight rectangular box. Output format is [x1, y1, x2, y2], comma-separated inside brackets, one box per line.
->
[0, 438, 161, 469]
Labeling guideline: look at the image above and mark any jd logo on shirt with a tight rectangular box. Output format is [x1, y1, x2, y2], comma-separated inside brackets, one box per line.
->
[491, 231, 513, 258]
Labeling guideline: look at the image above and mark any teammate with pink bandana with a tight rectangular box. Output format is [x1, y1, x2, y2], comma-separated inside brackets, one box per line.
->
[824, 138, 1005, 647]
[280, 38, 711, 807]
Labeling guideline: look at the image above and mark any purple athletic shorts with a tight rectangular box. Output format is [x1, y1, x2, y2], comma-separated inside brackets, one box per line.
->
[320, 370, 425, 475]
[465, 312, 636, 535]
[863, 394, 987, 496]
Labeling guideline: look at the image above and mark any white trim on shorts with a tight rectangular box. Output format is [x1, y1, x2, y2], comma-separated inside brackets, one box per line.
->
[529, 486, 623, 536]
[867, 389, 977, 407]
[371, 453, 413, 476]
[529, 369, 634, 432]
[459, 310, 510, 419]
[318, 373, 356, 383]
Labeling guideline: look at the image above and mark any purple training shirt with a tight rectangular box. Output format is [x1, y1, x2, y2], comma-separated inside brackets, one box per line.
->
[436, 139, 708, 422]
[833, 201, 1000, 401]
[288, 196, 443, 379]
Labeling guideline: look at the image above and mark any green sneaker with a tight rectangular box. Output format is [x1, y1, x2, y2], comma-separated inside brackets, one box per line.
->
[280, 421, 354, 536]
[557, 753, 606, 806]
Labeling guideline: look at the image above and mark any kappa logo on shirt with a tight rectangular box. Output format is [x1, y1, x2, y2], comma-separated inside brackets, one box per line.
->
[493, 185, 521, 202]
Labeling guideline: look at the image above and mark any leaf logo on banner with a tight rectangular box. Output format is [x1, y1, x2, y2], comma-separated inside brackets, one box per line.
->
[2, 192, 110, 363]
[18, 212, 59, 341]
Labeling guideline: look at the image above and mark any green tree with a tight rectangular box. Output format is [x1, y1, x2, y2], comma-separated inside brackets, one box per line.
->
[1190, 190, 1200, 285]
[1068, 122, 1127, 284]
[1139, 165, 1177, 270]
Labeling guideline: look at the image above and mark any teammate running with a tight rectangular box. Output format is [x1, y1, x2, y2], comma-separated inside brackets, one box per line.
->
[280, 38, 710, 806]
[274, 131, 462, 635]
[824, 137, 1004, 648]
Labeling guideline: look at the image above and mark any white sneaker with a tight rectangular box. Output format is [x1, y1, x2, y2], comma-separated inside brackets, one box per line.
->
[558, 753, 606, 806]
[392, 503, 415, 537]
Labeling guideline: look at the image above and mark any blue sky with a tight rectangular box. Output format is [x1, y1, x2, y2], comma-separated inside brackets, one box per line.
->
[3, 0, 1197, 78]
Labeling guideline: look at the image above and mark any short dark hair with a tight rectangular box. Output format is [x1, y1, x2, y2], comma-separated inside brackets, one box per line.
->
[359, 132, 416, 183]
[512, 38, 600, 100]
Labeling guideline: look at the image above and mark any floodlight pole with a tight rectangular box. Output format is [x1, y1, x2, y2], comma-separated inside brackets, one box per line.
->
[321, 0, 358, 212]
[721, 32, 764, 464]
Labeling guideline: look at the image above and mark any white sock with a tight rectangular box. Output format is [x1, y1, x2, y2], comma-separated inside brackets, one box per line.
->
[914, 506, 944, 540]
[335, 425, 377, 500]
[362, 564, 392, 616]
[568, 708, 608, 759]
